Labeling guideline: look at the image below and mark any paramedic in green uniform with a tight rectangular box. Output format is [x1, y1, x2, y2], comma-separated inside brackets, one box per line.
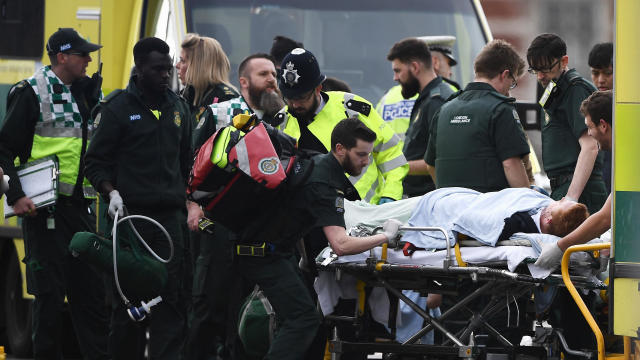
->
[85, 37, 192, 360]
[425, 39, 530, 192]
[0, 28, 109, 359]
[235, 118, 401, 359]
[386, 37, 455, 197]
[526, 34, 606, 214]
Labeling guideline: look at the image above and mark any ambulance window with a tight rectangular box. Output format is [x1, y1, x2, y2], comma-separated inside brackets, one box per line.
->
[0, 0, 44, 58]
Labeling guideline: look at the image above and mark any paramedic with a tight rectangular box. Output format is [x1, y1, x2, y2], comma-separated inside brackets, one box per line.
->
[587, 42, 613, 193]
[0, 28, 109, 359]
[534, 90, 613, 357]
[526, 34, 606, 214]
[425, 39, 530, 192]
[536, 90, 612, 267]
[188, 52, 285, 359]
[84, 37, 192, 359]
[191, 53, 285, 148]
[236, 117, 401, 359]
[176, 32, 239, 360]
[278, 48, 408, 205]
[386, 37, 454, 197]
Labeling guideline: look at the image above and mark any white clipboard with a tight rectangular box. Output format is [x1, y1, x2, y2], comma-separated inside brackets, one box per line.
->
[4, 156, 59, 218]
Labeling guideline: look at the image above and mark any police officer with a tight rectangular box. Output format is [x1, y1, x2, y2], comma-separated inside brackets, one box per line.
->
[278, 48, 408, 205]
[387, 37, 455, 197]
[85, 37, 192, 360]
[235, 118, 401, 360]
[376, 35, 459, 140]
[0, 28, 109, 359]
[425, 39, 530, 192]
[526, 34, 606, 214]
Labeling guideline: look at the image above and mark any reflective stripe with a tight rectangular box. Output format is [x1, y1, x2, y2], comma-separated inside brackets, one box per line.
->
[58, 182, 96, 198]
[34, 126, 83, 138]
[234, 138, 251, 175]
[343, 93, 359, 118]
[362, 178, 379, 202]
[378, 154, 408, 173]
[34, 73, 53, 124]
[374, 133, 401, 153]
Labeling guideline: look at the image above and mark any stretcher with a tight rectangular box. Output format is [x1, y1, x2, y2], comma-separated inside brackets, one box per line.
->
[314, 200, 613, 359]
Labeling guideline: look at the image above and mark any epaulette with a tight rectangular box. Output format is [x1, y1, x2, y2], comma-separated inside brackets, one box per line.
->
[8, 80, 28, 96]
[444, 90, 462, 102]
[100, 89, 124, 104]
[221, 85, 236, 96]
[344, 98, 371, 116]
[488, 91, 516, 103]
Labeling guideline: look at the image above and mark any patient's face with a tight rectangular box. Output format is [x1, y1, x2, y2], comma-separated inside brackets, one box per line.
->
[548, 199, 574, 220]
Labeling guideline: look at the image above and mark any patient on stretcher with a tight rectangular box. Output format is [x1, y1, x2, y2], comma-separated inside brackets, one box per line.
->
[387, 187, 588, 250]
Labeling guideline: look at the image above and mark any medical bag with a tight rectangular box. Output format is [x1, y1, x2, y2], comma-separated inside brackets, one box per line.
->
[187, 121, 298, 233]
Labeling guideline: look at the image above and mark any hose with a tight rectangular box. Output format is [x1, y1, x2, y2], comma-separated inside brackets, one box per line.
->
[111, 210, 173, 307]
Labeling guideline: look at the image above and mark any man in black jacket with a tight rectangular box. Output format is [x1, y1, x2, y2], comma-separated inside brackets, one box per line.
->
[85, 37, 192, 360]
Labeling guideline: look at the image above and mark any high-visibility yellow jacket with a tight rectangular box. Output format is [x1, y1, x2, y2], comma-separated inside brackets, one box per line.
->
[280, 91, 408, 204]
[375, 85, 417, 140]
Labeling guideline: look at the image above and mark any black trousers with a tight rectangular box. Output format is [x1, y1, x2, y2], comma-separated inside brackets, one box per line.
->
[185, 224, 236, 360]
[23, 198, 110, 360]
[107, 207, 188, 360]
[238, 252, 321, 360]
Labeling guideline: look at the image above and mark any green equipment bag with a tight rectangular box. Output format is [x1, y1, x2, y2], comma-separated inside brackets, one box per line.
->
[238, 286, 277, 357]
[69, 231, 168, 300]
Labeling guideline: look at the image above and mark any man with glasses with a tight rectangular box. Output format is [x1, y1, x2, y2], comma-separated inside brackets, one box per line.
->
[0, 28, 109, 359]
[526, 34, 605, 214]
[386, 37, 455, 197]
[425, 39, 530, 192]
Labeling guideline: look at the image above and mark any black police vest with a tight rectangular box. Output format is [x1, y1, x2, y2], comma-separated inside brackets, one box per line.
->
[435, 88, 514, 193]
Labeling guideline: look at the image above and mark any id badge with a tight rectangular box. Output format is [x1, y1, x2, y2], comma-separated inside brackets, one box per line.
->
[538, 80, 557, 109]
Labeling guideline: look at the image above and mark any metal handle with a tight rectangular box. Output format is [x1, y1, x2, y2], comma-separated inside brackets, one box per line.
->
[399, 226, 451, 269]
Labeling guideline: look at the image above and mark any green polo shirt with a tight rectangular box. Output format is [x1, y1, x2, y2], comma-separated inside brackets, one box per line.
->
[425, 82, 529, 192]
[540, 68, 601, 177]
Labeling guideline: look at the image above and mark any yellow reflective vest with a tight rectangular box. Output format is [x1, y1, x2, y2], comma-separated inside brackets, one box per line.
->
[26, 67, 95, 198]
[375, 85, 417, 140]
[280, 91, 408, 204]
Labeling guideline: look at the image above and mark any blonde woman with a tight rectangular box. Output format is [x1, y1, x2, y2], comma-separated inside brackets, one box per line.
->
[178, 33, 239, 360]
[176, 33, 238, 120]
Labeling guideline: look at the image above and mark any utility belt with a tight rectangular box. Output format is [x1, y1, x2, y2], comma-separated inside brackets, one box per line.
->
[236, 242, 284, 257]
[549, 172, 602, 191]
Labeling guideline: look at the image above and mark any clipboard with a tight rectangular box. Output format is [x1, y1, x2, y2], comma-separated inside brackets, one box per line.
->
[4, 156, 59, 217]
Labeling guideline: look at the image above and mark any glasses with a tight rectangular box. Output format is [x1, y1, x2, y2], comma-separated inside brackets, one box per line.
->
[527, 59, 560, 75]
[287, 89, 315, 102]
[508, 71, 517, 90]
[65, 51, 89, 57]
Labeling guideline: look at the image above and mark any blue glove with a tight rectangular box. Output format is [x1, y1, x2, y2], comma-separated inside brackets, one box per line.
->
[378, 197, 395, 205]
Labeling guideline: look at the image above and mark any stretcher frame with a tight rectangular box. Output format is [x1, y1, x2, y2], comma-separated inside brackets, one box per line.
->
[317, 227, 612, 359]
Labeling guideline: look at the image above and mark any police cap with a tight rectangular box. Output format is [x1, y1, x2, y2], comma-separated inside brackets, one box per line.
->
[46, 28, 102, 55]
[417, 35, 457, 66]
[278, 48, 326, 99]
